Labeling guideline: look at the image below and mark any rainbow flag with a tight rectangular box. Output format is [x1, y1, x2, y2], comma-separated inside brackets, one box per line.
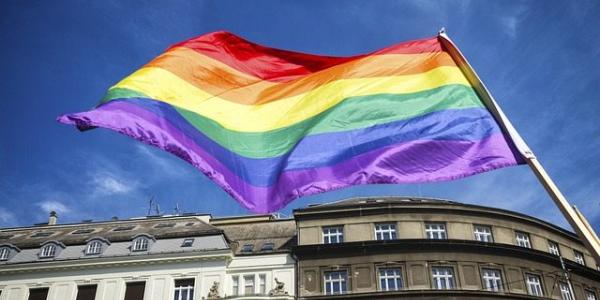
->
[58, 31, 525, 213]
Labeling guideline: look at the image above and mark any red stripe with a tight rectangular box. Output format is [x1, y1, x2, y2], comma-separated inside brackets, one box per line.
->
[168, 31, 443, 82]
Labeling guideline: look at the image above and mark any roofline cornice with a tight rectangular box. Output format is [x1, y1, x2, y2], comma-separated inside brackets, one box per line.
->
[0, 249, 233, 275]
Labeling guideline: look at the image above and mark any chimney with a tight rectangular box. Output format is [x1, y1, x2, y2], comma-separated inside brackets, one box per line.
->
[48, 211, 58, 225]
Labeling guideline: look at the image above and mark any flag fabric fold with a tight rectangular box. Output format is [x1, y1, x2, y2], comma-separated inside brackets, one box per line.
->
[58, 31, 525, 213]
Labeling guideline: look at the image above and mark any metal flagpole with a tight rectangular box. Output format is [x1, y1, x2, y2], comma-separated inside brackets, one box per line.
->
[437, 28, 600, 266]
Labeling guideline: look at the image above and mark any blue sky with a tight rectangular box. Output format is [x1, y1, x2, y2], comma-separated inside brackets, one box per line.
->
[0, 1, 599, 232]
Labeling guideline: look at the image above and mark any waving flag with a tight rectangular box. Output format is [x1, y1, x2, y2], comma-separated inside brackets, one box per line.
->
[58, 31, 525, 213]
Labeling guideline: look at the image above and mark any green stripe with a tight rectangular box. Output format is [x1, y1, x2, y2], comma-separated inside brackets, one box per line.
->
[102, 87, 149, 103]
[173, 84, 485, 158]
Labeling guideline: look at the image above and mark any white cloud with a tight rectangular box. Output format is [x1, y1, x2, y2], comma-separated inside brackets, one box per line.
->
[0, 207, 16, 225]
[91, 171, 136, 195]
[36, 200, 71, 214]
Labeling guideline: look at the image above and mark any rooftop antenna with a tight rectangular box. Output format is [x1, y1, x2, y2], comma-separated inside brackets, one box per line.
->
[174, 203, 181, 215]
[147, 196, 155, 216]
[155, 203, 161, 215]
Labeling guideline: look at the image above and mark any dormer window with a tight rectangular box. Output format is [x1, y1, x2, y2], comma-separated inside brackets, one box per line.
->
[0, 247, 9, 260]
[133, 237, 148, 251]
[40, 244, 56, 258]
[86, 241, 103, 255]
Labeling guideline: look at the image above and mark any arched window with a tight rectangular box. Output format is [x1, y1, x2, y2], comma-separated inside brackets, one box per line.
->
[0, 247, 10, 261]
[40, 244, 56, 258]
[86, 240, 103, 255]
[132, 237, 149, 252]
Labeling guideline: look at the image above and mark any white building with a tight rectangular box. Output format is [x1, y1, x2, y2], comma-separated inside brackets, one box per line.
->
[0, 212, 295, 300]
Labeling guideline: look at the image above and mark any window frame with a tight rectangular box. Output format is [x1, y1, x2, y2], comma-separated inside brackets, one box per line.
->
[585, 289, 598, 300]
[548, 240, 561, 256]
[181, 238, 194, 248]
[132, 237, 149, 252]
[559, 282, 574, 300]
[374, 223, 397, 241]
[515, 231, 532, 248]
[259, 274, 266, 294]
[377, 266, 404, 291]
[574, 250, 586, 265]
[173, 278, 195, 300]
[322, 226, 344, 244]
[425, 222, 447, 240]
[525, 273, 544, 297]
[243, 274, 255, 295]
[231, 275, 240, 296]
[430, 266, 456, 290]
[323, 269, 349, 295]
[473, 224, 494, 243]
[40, 244, 57, 258]
[481, 268, 503, 292]
[0, 247, 9, 261]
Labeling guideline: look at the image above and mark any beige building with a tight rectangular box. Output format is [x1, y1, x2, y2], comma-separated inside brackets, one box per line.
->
[294, 197, 600, 299]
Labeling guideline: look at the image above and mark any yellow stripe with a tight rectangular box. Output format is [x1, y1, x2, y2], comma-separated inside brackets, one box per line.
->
[112, 66, 471, 132]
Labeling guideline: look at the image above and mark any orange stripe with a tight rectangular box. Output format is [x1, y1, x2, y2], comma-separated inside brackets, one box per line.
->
[144, 47, 457, 105]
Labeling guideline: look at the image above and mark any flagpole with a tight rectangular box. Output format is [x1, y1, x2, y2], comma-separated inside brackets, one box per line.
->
[437, 28, 600, 266]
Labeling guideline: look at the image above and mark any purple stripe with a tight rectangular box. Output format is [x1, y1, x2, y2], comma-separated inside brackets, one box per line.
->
[58, 102, 522, 213]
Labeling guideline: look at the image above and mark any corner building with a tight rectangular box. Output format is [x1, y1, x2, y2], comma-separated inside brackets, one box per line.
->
[294, 197, 600, 299]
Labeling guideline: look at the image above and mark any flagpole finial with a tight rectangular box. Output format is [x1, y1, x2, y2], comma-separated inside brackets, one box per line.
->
[438, 27, 446, 35]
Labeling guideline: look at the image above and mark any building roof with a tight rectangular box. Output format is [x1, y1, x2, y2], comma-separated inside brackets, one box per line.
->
[213, 217, 296, 255]
[0, 215, 223, 249]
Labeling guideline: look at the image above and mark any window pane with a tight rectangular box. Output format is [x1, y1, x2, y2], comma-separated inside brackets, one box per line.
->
[28, 288, 49, 300]
[124, 282, 146, 300]
[76, 285, 97, 300]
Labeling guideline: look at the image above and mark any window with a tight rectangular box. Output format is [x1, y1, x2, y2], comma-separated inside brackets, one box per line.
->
[241, 244, 254, 253]
[322, 226, 343, 244]
[181, 239, 194, 247]
[525, 274, 543, 296]
[261, 242, 274, 252]
[72, 229, 94, 235]
[474, 225, 493, 242]
[0, 247, 9, 261]
[31, 232, 53, 238]
[559, 282, 573, 300]
[155, 223, 175, 228]
[481, 268, 503, 292]
[586, 290, 597, 300]
[431, 267, 455, 289]
[425, 223, 447, 239]
[132, 237, 149, 252]
[124, 282, 146, 300]
[232, 276, 239, 296]
[85, 241, 103, 255]
[113, 225, 135, 232]
[40, 244, 56, 258]
[76, 285, 97, 300]
[375, 223, 397, 240]
[174, 279, 195, 300]
[378, 268, 403, 291]
[574, 250, 585, 265]
[324, 270, 348, 295]
[244, 275, 255, 295]
[515, 232, 531, 248]
[548, 241, 561, 256]
[259, 274, 266, 294]
[28, 288, 49, 300]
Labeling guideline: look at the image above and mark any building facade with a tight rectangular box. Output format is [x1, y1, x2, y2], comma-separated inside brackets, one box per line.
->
[0, 196, 599, 300]
[294, 197, 600, 299]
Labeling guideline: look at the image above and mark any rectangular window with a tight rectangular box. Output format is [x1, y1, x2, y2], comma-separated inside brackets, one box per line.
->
[378, 268, 403, 291]
[548, 241, 561, 256]
[28, 288, 49, 300]
[0, 248, 9, 260]
[324, 270, 348, 295]
[259, 274, 266, 294]
[244, 275, 255, 295]
[132, 238, 149, 252]
[232, 276, 239, 296]
[174, 279, 194, 300]
[525, 274, 543, 297]
[322, 226, 344, 244]
[586, 290, 597, 300]
[124, 282, 146, 300]
[241, 244, 254, 253]
[375, 223, 397, 240]
[559, 282, 573, 300]
[481, 268, 503, 292]
[431, 267, 455, 290]
[574, 250, 585, 265]
[86, 241, 102, 255]
[76, 285, 97, 300]
[516, 232, 531, 248]
[425, 223, 447, 240]
[474, 225, 493, 242]
[181, 239, 194, 247]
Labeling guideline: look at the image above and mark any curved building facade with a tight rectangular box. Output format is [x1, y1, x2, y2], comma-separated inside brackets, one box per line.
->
[294, 197, 600, 299]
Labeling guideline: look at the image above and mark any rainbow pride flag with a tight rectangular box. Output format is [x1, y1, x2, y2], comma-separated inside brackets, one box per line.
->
[58, 31, 525, 213]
